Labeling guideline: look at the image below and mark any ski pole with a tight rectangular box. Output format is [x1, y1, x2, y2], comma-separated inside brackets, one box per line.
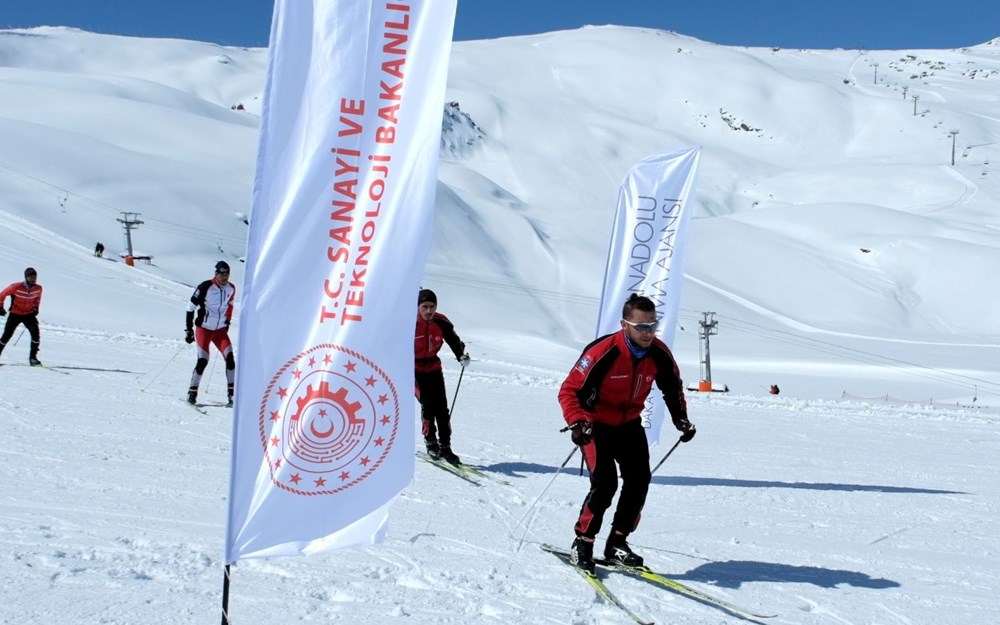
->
[11, 328, 25, 346]
[511, 445, 579, 552]
[141, 343, 186, 392]
[205, 351, 218, 395]
[449, 364, 465, 417]
[651, 436, 683, 475]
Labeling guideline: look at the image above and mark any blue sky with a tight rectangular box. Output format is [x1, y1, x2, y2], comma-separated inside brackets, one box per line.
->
[3, 0, 998, 50]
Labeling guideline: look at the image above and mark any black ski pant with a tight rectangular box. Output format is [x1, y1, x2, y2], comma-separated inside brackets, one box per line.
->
[415, 369, 452, 447]
[574, 418, 651, 539]
[0, 313, 40, 360]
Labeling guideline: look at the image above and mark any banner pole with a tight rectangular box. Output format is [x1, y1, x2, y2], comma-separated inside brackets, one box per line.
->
[220, 564, 232, 625]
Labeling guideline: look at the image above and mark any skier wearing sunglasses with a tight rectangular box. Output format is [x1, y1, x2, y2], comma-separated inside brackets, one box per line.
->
[559, 293, 695, 573]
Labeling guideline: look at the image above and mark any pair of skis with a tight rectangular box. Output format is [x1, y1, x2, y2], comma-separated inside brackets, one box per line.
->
[541, 544, 775, 624]
[181, 399, 232, 415]
[0, 362, 70, 375]
[543, 544, 654, 624]
[416, 451, 510, 486]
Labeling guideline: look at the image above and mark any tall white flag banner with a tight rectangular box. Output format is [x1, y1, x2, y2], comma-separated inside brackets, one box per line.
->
[225, 0, 457, 563]
[595, 146, 701, 446]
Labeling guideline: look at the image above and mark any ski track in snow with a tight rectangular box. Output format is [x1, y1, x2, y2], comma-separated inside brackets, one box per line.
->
[1, 326, 998, 624]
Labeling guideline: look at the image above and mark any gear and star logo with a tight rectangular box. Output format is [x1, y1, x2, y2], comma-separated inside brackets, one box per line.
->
[258, 343, 399, 496]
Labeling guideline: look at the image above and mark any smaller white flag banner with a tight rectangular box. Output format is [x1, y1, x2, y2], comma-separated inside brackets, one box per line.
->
[595, 147, 701, 446]
[225, 0, 457, 563]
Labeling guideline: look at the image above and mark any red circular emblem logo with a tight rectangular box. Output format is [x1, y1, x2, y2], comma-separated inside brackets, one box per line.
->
[258, 343, 399, 495]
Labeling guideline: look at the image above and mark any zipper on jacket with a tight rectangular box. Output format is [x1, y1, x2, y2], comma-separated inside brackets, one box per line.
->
[425, 318, 432, 355]
[631, 357, 645, 400]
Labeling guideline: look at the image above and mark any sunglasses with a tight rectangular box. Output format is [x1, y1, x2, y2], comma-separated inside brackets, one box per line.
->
[622, 319, 659, 333]
[216, 271, 230, 276]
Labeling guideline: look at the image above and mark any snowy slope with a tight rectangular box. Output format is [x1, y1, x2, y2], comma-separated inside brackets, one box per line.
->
[1, 25, 999, 625]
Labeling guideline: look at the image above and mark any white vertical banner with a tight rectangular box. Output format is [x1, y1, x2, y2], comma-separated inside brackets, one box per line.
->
[595, 147, 701, 446]
[225, 0, 458, 563]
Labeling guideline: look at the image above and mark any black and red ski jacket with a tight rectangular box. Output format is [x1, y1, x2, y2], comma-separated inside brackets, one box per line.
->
[414, 312, 465, 373]
[559, 330, 688, 429]
[0, 280, 42, 316]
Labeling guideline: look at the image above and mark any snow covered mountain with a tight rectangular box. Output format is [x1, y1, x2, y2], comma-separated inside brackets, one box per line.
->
[1, 25, 999, 625]
[3, 26, 1000, 399]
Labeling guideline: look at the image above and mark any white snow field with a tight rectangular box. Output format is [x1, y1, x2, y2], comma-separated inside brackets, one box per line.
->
[1, 25, 999, 624]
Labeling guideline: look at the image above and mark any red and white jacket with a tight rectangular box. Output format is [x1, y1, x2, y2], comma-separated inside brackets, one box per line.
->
[0, 280, 43, 316]
[414, 312, 465, 373]
[187, 278, 235, 331]
[559, 330, 688, 429]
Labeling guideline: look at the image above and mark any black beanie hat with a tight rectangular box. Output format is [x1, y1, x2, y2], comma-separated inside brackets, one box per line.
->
[417, 288, 437, 305]
[24, 267, 37, 278]
[215, 260, 231, 273]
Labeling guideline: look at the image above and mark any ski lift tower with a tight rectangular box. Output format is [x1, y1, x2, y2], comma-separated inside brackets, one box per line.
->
[697, 312, 719, 392]
[117, 212, 144, 266]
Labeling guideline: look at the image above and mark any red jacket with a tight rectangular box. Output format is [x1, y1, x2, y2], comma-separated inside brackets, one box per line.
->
[0, 281, 43, 316]
[414, 312, 465, 373]
[559, 331, 688, 429]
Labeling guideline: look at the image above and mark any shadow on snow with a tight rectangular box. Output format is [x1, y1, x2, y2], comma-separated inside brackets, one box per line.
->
[673, 559, 900, 590]
[479, 460, 587, 480]
[650, 475, 965, 494]
[481, 462, 965, 495]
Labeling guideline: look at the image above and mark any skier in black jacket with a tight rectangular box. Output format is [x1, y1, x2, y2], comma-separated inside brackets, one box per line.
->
[414, 289, 470, 463]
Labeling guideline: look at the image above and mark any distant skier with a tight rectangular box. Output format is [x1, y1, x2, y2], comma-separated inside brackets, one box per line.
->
[185, 261, 236, 406]
[0, 267, 44, 366]
[558, 294, 696, 573]
[770, 384, 780, 395]
[94, 242, 105, 258]
[414, 288, 470, 463]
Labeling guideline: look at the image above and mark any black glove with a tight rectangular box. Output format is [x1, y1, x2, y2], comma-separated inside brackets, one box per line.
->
[185, 328, 195, 344]
[458, 353, 471, 368]
[0, 307, 5, 317]
[677, 418, 697, 443]
[31, 307, 38, 315]
[569, 421, 593, 446]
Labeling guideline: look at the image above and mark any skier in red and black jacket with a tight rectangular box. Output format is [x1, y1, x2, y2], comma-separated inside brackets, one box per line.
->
[414, 288, 470, 464]
[0, 267, 44, 366]
[558, 293, 696, 573]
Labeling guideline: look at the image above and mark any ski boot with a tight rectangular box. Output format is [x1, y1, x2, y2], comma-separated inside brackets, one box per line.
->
[604, 532, 644, 567]
[439, 446, 461, 465]
[570, 536, 596, 574]
[425, 440, 441, 460]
